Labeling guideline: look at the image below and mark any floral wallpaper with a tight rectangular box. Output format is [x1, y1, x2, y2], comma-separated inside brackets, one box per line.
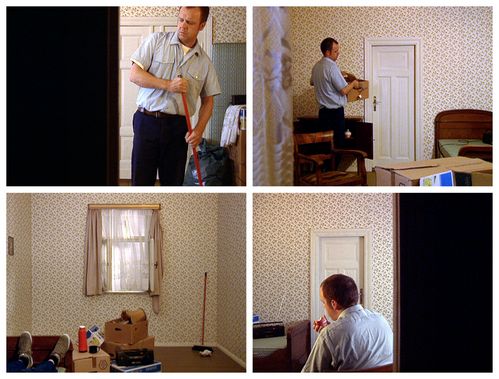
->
[290, 6, 492, 160]
[217, 194, 246, 365]
[253, 193, 394, 327]
[6, 193, 246, 364]
[120, 6, 246, 44]
[6, 194, 33, 335]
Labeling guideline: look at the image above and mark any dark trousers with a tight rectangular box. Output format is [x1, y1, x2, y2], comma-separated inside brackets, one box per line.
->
[319, 106, 346, 148]
[131, 111, 188, 186]
[7, 359, 57, 372]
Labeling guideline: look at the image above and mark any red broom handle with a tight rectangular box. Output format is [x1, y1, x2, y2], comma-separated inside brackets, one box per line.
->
[181, 92, 204, 186]
[202, 272, 207, 345]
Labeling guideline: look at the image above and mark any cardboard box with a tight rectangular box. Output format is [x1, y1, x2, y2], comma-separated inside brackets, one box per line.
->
[73, 349, 110, 372]
[110, 360, 162, 373]
[375, 157, 492, 186]
[105, 319, 148, 345]
[470, 171, 493, 186]
[102, 335, 155, 360]
[348, 80, 369, 102]
[228, 129, 246, 186]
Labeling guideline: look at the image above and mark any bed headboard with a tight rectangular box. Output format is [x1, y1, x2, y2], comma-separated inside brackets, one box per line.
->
[434, 109, 492, 158]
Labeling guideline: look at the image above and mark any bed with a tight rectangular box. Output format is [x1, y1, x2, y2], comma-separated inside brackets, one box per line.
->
[434, 109, 492, 162]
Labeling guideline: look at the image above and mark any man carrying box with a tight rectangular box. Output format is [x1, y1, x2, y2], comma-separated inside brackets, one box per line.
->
[311, 38, 360, 149]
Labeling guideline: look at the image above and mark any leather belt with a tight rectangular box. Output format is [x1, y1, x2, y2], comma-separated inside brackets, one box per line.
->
[137, 107, 180, 119]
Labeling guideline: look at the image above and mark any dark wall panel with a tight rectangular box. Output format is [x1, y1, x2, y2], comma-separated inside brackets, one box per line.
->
[399, 193, 492, 372]
[7, 7, 118, 185]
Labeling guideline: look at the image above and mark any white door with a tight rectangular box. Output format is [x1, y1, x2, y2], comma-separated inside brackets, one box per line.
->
[310, 229, 372, 344]
[373, 45, 414, 164]
[119, 17, 212, 180]
[365, 38, 422, 165]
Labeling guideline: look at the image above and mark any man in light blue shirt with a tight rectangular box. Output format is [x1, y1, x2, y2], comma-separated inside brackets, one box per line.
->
[302, 274, 393, 372]
[129, 6, 221, 186]
[311, 38, 359, 149]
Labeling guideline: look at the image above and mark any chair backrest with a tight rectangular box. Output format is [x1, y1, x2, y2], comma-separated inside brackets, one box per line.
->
[293, 130, 334, 153]
[355, 363, 393, 372]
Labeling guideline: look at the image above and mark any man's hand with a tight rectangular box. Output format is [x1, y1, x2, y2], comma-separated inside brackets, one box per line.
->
[185, 128, 203, 149]
[168, 77, 188, 93]
[313, 315, 330, 333]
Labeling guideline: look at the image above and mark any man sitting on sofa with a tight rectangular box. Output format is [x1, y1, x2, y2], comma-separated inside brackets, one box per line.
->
[7, 331, 70, 372]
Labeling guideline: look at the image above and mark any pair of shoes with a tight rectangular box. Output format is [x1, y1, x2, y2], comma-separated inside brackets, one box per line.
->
[17, 332, 71, 368]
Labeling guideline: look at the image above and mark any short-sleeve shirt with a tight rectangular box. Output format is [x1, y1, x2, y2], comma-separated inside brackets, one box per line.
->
[131, 31, 221, 116]
[302, 305, 393, 372]
[310, 57, 348, 109]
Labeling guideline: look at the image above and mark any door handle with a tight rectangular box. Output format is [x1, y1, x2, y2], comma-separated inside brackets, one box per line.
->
[373, 96, 382, 111]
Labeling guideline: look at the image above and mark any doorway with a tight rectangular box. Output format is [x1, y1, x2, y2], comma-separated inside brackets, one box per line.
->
[310, 229, 372, 344]
[364, 38, 422, 165]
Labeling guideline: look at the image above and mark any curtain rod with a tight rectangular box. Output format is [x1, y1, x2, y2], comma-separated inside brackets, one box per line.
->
[88, 204, 161, 210]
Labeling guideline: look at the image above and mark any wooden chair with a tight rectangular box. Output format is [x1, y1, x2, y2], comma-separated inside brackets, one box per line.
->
[7, 335, 74, 372]
[294, 130, 367, 186]
[355, 363, 394, 372]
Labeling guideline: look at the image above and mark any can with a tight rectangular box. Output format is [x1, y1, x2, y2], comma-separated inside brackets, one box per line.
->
[78, 325, 88, 352]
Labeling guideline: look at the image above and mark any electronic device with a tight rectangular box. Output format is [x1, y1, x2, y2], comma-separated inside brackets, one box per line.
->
[116, 349, 154, 366]
[253, 321, 285, 339]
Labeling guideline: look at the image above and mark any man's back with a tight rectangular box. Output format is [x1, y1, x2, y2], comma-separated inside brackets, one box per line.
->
[310, 57, 346, 109]
[302, 304, 393, 372]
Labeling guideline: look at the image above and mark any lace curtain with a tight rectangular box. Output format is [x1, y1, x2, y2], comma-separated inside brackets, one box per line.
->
[101, 209, 153, 292]
[253, 7, 294, 185]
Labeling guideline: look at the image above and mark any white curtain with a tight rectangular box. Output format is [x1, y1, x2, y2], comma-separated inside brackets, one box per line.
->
[253, 7, 294, 186]
[101, 209, 153, 292]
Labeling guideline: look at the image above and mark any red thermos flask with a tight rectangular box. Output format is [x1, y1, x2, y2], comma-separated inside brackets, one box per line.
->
[78, 326, 88, 352]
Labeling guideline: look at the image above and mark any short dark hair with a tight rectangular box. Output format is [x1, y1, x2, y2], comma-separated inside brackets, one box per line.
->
[183, 6, 210, 23]
[321, 274, 359, 309]
[320, 37, 339, 55]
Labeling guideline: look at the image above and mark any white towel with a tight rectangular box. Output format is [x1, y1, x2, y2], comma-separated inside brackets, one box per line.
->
[220, 105, 245, 147]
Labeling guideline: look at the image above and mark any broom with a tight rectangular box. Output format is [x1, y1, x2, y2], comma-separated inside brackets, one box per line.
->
[192, 272, 213, 352]
[179, 76, 204, 186]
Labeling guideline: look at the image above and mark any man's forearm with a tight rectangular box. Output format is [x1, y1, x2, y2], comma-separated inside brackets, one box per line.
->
[194, 96, 214, 134]
[130, 63, 169, 91]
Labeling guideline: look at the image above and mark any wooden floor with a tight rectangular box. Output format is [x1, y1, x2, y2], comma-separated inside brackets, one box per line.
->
[154, 346, 245, 373]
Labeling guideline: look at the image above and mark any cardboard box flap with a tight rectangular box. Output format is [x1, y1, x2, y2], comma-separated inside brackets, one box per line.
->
[376, 160, 439, 171]
[451, 161, 493, 173]
[394, 166, 447, 180]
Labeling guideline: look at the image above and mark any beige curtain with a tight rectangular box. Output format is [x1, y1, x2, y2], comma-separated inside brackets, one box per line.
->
[253, 7, 294, 185]
[84, 209, 103, 295]
[149, 210, 163, 314]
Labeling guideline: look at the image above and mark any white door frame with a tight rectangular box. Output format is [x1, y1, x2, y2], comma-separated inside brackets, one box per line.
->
[364, 37, 423, 161]
[310, 229, 373, 343]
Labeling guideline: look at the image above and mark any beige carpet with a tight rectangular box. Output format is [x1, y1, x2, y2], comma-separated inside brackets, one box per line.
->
[154, 346, 245, 372]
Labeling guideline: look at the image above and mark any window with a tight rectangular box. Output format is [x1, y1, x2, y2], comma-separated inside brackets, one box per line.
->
[101, 209, 154, 293]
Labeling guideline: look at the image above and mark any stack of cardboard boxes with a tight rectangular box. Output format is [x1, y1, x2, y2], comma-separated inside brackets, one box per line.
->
[102, 312, 154, 360]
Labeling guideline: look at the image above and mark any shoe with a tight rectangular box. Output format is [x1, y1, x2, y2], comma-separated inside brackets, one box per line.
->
[18, 331, 33, 368]
[50, 334, 71, 365]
